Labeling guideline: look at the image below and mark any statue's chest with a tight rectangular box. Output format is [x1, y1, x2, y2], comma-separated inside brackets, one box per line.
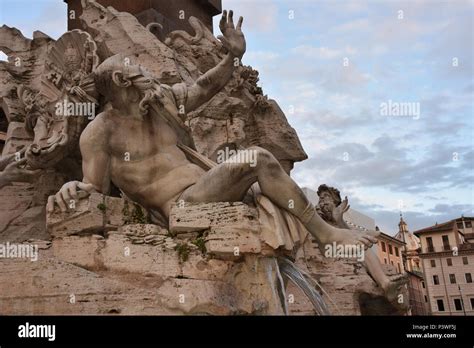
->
[108, 117, 178, 158]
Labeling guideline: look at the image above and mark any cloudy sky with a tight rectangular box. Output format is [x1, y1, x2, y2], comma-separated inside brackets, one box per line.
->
[1, 0, 473, 235]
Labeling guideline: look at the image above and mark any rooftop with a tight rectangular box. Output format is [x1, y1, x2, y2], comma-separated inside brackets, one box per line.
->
[378, 231, 406, 246]
[414, 216, 474, 236]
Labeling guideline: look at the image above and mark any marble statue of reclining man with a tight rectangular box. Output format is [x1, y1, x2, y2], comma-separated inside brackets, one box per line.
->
[47, 10, 379, 253]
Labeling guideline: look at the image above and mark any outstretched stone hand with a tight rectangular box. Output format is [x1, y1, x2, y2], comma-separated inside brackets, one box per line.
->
[332, 196, 350, 224]
[218, 10, 246, 58]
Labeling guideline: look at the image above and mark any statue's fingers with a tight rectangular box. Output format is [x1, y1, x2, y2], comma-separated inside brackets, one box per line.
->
[219, 10, 227, 32]
[236, 16, 243, 30]
[47, 195, 55, 213]
[68, 183, 78, 200]
[344, 204, 350, 213]
[55, 192, 67, 212]
[340, 196, 348, 208]
[217, 35, 231, 50]
[228, 10, 235, 29]
[61, 188, 72, 206]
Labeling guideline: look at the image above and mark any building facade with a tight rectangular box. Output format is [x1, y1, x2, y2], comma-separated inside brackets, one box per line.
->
[374, 228, 406, 274]
[395, 215, 430, 315]
[414, 216, 474, 316]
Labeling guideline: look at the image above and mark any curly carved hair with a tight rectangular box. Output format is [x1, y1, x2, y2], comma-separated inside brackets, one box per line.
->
[317, 184, 342, 206]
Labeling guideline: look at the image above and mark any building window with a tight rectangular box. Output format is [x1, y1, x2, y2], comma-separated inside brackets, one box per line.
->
[422, 281, 425, 289]
[397, 263, 401, 273]
[433, 275, 439, 285]
[426, 237, 434, 252]
[457, 222, 464, 229]
[447, 258, 452, 266]
[463, 257, 468, 265]
[442, 235, 450, 251]
[471, 298, 474, 310]
[437, 299, 445, 311]
[454, 299, 463, 311]
[430, 260, 436, 267]
[466, 273, 472, 283]
[449, 274, 456, 284]
[466, 221, 472, 228]
[384, 258, 387, 264]
[424, 295, 428, 303]
[381, 241, 386, 252]
[395, 247, 399, 256]
[389, 244, 393, 255]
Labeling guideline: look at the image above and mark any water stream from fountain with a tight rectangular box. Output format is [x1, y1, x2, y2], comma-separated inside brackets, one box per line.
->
[278, 257, 338, 315]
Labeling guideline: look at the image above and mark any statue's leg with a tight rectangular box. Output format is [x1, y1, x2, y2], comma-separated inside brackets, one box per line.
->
[364, 249, 392, 289]
[180, 146, 378, 249]
[180, 146, 311, 207]
[364, 250, 408, 303]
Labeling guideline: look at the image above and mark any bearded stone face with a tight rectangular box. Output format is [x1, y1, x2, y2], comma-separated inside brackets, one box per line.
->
[128, 72, 164, 116]
[318, 191, 338, 222]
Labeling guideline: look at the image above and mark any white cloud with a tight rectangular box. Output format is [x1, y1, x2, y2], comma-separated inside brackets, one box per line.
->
[221, 0, 278, 32]
[291, 45, 357, 59]
[244, 50, 279, 63]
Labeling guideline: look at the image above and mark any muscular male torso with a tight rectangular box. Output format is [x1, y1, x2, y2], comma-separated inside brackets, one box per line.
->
[83, 108, 204, 218]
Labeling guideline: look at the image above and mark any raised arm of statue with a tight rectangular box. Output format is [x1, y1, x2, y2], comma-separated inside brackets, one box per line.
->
[79, 114, 111, 194]
[180, 10, 246, 113]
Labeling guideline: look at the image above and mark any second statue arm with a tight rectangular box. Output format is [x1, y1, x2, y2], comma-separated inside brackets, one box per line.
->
[176, 9, 246, 113]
